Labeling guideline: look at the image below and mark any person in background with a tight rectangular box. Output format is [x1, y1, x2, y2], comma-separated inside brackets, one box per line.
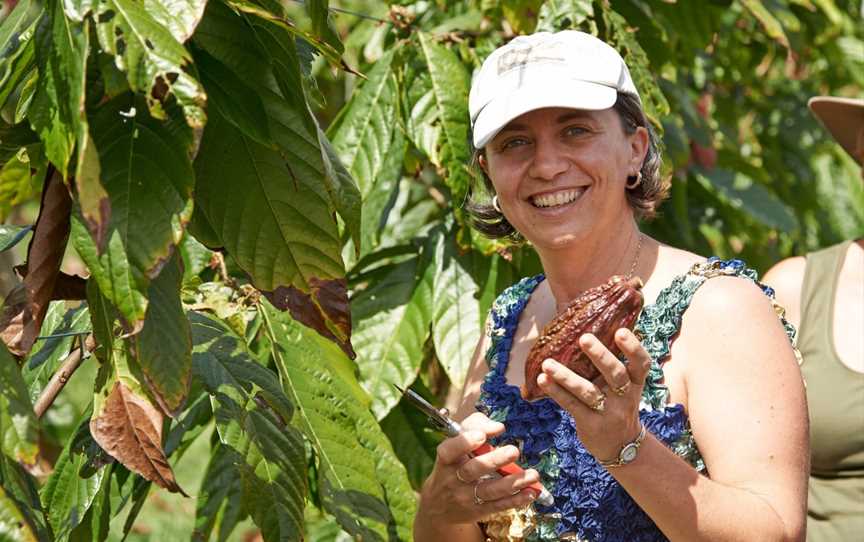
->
[413, 29, 809, 541]
[763, 96, 864, 542]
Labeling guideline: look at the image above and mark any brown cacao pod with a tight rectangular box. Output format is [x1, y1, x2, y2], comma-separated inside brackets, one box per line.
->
[521, 275, 644, 401]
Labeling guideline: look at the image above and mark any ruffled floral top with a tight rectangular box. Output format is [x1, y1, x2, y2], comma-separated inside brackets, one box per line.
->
[476, 259, 796, 542]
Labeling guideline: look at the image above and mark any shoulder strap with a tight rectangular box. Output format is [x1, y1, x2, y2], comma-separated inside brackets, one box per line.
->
[799, 241, 850, 348]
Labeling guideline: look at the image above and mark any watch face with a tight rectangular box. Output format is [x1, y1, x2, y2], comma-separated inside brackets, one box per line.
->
[621, 444, 638, 463]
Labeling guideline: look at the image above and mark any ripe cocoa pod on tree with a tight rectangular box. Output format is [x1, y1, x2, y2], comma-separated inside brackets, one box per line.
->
[521, 276, 645, 401]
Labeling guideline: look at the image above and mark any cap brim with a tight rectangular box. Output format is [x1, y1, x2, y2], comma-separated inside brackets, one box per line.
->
[808, 96, 864, 164]
[472, 81, 618, 149]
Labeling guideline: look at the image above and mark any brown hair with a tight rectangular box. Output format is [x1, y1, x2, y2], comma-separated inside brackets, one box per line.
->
[464, 92, 669, 241]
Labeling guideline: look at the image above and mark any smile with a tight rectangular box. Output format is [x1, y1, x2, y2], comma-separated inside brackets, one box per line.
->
[531, 188, 585, 208]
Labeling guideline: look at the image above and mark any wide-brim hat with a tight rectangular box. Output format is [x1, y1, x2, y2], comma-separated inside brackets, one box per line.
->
[468, 31, 641, 149]
[808, 96, 864, 164]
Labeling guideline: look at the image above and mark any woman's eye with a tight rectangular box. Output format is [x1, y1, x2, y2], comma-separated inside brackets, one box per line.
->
[564, 126, 589, 137]
[501, 137, 529, 150]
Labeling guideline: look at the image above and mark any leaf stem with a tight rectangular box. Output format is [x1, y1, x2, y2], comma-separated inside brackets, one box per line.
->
[34, 334, 96, 418]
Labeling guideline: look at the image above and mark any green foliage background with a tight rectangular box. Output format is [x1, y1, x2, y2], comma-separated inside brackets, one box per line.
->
[0, 0, 862, 540]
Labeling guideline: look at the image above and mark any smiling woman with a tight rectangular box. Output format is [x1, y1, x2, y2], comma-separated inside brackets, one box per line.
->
[414, 30, 809, 542]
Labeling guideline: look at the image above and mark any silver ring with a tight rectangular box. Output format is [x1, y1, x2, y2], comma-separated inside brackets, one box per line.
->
[590, 393, 607, 412]
[455, 468, 471, 484]
[473, 482, 486, 505]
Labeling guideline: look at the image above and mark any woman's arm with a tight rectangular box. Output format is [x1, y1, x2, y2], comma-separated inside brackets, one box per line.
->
[539, 276, 809, 541]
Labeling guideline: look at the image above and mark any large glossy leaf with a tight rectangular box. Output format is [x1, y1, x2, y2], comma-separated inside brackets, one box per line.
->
[71, 96, 194, 329]
[410, 33, 471, 203]
[133, 253, 191, 417]
[190, 311, 306, 541]
[40, 418, 111, 540]
[0, 453, 48, 541]
[328, 47, 405, 256]
[29, 0, 88, 179]
[0, 0, 40, 112]
[263, 302, 417, 541]
[142, 0, 208, 43]
[192, 443, 244, 542]
[351, 252, 434, 420]
[430, 232, 487, 390]
[92, 0, 207, 127]
[0, 343, 38, 465]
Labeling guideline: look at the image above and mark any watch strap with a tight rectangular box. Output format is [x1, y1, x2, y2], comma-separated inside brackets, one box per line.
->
[598, 423, 647, 468]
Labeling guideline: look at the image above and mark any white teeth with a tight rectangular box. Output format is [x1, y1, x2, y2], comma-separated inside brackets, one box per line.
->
[532, 189, 583, 208]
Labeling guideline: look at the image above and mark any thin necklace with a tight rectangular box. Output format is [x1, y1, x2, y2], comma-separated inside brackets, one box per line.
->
[625, 232, 644, 281]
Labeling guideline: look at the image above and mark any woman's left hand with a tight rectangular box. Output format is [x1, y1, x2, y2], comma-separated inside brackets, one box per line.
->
[536, 327, 652, 462]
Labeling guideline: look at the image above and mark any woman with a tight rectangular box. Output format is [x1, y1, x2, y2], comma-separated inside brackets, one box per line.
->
[763, 96, 863, 541]
[414, 31, 809, 541]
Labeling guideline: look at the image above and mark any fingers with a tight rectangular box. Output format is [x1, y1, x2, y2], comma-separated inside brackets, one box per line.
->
[613, 328, 652, 385]
[455, 444, 520, 483]
[472, 469, 541, 509]
[579, 330, 651, 389]
[436, 413, 504, 465]
[537, 359, 604, 411]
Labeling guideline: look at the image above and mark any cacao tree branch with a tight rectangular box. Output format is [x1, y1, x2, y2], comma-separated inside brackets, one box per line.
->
[34, 334, 96, 419]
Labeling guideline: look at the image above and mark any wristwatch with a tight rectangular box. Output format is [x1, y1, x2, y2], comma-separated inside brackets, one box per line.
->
[598, 424, 647, 468]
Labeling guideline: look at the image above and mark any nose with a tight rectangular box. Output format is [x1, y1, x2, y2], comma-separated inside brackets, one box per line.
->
[527, 139, 569, 181]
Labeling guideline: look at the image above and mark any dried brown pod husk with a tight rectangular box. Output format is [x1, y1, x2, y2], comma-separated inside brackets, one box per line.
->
[521, 275, 644, 401]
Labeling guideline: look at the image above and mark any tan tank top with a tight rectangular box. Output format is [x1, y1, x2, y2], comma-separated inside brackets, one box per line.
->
[798, 241, 864, 541]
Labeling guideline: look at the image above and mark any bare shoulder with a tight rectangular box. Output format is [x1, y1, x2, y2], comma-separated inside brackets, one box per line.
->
[761, 256, 806, 328]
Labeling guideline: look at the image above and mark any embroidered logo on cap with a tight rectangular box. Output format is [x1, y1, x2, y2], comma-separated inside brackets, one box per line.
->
[496, 41, 566, 75]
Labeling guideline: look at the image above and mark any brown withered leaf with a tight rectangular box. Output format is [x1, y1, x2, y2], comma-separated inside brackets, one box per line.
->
[0, 169, 71, 357]
[90, 381, 187, 495]
[264, 277, 355, 359]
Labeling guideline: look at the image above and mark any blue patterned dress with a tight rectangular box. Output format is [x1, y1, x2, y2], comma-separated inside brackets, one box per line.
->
[476, 259, 796, 541]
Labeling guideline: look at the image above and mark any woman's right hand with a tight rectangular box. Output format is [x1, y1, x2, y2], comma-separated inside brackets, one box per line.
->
[416, 412, 543, 527]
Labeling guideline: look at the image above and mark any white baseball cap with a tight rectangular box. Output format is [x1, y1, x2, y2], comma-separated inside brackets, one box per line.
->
[469, 30, 641, 149]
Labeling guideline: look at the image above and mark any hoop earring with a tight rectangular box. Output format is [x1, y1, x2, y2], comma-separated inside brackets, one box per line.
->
[625, 172, 643, 190]
[492, 195, 502, 213]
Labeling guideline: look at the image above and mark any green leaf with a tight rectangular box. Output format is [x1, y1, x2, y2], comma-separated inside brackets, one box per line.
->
[0, 0, 40, 113]
[303, 0, 344, 57]
[694, 169, 799, 232]
[430, 232, 487, 390]
[192, 443, 244, 542]
[92, 0, 207, 128]
[740, 0, 791, 49]
[411, 33, 472, 203]
[599, 5, 670, 127]
[40, 418, 112, 540]
[352, 252, 434, 420]
[28, 0, 89, 178]
[328, 47, 404, 256]
[502, 0, 544, 34]
[71, 96, 195, 328]
[22, 303, 90, 404]
[133, 252, 191, 416]
[535, 0, 593, 32]
[0, 453, 49, 541]
[190, 312, 306, 541]
[0, 342, 38, 465]
[263, 302, 417, 541]
[193, 48, 272, 146]
[178, 232, 213, 283]
[0, 224, 31, 252]
[142, 0, 208, 43]
[193, 107, 345, 289]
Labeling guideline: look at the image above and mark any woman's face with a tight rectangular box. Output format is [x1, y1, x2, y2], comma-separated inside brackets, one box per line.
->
[481, 106, 648, 251]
